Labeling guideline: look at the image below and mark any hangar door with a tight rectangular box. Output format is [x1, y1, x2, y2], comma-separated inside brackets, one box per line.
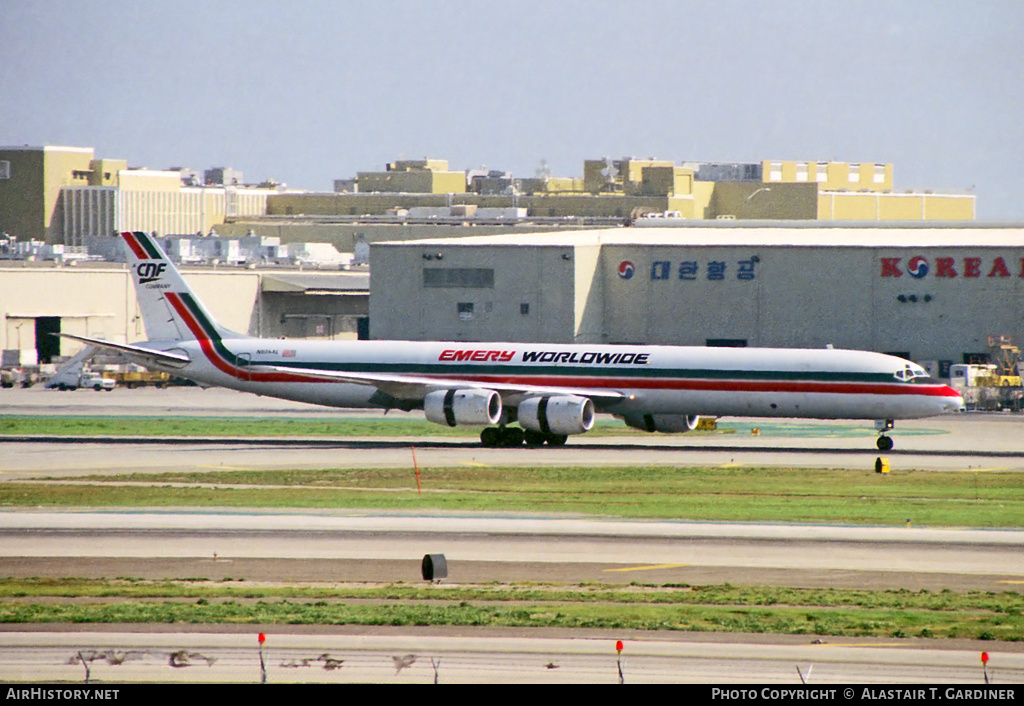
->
[35, 317, 60, 363]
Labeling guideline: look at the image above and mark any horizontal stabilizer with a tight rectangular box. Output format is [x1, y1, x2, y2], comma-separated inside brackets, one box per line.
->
[57, 333, 191, 369]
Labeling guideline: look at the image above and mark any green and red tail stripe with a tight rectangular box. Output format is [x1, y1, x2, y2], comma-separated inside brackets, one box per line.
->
[123, 231, 163, 260]
[163, 291, 325, 383]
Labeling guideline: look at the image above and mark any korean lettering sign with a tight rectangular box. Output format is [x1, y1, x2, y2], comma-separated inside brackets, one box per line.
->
[641, 257, 759, 281]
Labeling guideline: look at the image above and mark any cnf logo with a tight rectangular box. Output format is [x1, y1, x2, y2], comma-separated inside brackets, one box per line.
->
[618, 261, 635, 279]
[136, 261, 167, 283]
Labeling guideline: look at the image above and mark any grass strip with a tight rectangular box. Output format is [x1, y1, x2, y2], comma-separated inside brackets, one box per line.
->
[0, 416, 668, 438]
[9, 466, 1024, 528]
[0, 416, 907, 439]
[1, 593, 1020, 640]
[1, 578, 1021, 613]
[0, 415, 477, 438]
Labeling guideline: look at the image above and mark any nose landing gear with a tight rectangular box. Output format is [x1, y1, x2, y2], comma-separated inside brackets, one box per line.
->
[875, 419, 895, 451]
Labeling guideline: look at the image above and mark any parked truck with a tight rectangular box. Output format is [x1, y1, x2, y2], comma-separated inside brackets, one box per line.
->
[1, 367, 39, 388]
[108, 369, 171, 388]
[949, 363, 1022, 411]
[47, 370, 116, 391]
[45, 345, 115, 391]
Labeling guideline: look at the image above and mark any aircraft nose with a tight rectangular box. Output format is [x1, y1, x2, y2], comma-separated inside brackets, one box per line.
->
[942, 388, 965, 413]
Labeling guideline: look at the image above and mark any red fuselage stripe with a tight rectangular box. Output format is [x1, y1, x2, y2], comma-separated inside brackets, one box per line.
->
[387, 374, 960, 398]
[122, 232, 149, 260]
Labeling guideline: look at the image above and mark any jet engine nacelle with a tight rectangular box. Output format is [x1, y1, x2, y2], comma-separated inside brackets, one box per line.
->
[518, 395, 595, 436]
[622, 413, 701, 433]
[424, 388, 502, 427]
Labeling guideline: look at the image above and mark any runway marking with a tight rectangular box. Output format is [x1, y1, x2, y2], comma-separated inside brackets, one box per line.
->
[955, 467, 1012, 473]
[997, 580, 1024, 585]
[811, 642, 908, 648]
[460, 462, 490, 467]
[605, 563, 689, 573]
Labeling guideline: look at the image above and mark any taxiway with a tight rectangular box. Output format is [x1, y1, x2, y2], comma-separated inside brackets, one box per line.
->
[2, 385, 1023, 683]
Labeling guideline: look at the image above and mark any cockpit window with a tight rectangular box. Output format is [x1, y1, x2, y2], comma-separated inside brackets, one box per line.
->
[893, 365, 930, 383]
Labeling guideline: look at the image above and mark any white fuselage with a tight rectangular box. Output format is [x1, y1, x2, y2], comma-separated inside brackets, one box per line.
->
[148, 336, 963, 422]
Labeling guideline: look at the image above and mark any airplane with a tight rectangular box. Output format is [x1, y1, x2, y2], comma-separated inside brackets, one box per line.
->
[60, 231, 964, 450]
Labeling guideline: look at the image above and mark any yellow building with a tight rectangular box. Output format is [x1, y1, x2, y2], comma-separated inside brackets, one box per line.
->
[0, 146, 99, 242]
[322, 156, 974, 223]
[357, 158, 467, 194]
[762, 160, 893, 192]
[761, 160, 974, 221]
[817, 190, 976, 221]
[0, 145, 276, 246]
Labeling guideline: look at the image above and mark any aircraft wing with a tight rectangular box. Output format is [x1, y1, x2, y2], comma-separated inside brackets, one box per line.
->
[249, 364, 627, 402]
[57, 333, 191, 369]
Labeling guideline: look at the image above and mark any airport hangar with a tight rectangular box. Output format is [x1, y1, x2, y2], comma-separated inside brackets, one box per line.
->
[0, 263, 368, 364]
[368, 221, 1024, 374]
[4, 221, 1023, 378]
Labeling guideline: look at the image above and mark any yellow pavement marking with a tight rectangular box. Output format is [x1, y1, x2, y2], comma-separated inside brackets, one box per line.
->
[955, 467, 1012, 473]
[198, 465, 253, 471]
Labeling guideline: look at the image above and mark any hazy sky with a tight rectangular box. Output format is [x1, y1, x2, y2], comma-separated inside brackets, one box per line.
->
[3, 1, 1022, 219]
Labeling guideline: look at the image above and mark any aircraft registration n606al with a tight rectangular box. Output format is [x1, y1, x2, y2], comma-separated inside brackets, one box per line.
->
[62, 231, 963, 449]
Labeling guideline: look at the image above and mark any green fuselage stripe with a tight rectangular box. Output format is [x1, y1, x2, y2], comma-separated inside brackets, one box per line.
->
[258, 359, 896, 384]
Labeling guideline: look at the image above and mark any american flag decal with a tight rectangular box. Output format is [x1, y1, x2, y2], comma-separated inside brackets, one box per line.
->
[282, 350, 296, 358]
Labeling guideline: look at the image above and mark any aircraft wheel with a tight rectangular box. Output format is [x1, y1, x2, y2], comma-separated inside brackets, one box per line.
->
[500, 427, 525, 447]
[876, 435, 894, 451]
[480, 427, 500, 447]
[524, 429, 546, 447]
[546, 434, 568, 447]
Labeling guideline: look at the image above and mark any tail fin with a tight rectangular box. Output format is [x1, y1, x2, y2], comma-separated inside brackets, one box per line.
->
[122, 231, 241, 342]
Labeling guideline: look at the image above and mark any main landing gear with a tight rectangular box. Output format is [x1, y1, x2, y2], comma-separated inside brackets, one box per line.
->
[875, 419, 895, 451]
[480, 426, 568, 447]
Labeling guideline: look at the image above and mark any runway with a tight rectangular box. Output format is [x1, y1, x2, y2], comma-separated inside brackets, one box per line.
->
[2, 384, 1024, 590]
[0, 511, 1022, 591]
[3, 386, 1024, 477]
[1, 511, 1023, 684]
[4, 629, 1023, 684]
[2, 386, 1024, 682]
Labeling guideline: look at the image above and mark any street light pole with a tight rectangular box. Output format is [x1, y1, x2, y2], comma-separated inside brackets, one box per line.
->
[742, 187, 771, 219]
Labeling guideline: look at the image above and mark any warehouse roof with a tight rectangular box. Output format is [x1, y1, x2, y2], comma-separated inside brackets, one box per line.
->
[383, 221, 1024, 249]
[261, 272, 368, 293]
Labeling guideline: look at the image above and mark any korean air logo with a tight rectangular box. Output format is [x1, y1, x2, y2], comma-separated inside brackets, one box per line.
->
[136, 261, 167, 284]
[618, 261, 635, 279]
[908, 256, 929, 279]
